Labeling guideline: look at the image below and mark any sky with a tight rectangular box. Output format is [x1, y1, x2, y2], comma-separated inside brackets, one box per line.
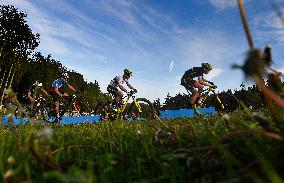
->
[2, 0, 284, 103]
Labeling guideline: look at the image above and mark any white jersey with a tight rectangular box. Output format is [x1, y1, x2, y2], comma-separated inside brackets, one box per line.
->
[109, 76, 129, 88]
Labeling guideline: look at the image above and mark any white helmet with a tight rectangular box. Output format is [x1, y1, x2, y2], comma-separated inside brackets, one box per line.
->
[33, 80, 43, 87]
[62, 72, 69, 80]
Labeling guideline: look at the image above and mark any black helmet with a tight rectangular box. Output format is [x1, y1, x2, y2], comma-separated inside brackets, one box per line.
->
[124, 68, 133, 76]
[201, 63, 212, 70]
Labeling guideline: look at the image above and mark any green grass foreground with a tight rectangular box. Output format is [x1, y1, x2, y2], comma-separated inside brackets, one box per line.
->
[1, 111, 284, 183]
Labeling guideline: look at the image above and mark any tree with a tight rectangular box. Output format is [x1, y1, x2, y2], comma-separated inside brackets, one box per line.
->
[0, 4, 39, 66]
[162, 93, 191, 110]
[15, 53, 64, 100]
[0, 4, 40, 97]
[79, 81, 111, 112]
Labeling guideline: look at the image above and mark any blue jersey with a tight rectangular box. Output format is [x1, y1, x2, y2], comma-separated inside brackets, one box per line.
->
[50, 78, 69, 92]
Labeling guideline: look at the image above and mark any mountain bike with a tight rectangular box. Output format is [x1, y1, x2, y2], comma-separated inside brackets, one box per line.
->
[193, 85, 240, 114]
[27, 95, 49, 119]
[99, 90, 157, 121]
[45, 93, 80, 123]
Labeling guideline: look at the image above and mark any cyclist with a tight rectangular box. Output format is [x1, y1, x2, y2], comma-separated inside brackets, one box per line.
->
[22, 80, 48, 107]
[49, 72, 77, 122]
[180, 62, 215, 106]
[107, 68, 137, 108]
[20, 81, 48, 117]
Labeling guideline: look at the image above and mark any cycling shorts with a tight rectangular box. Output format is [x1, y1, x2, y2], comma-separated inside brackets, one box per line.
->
[107, 85, 118, 97]
[49, 91, 61, 102]
[181, 78, 200, 92]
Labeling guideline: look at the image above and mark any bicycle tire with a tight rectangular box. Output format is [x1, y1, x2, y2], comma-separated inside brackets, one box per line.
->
[42, 98, 71, 123]
[59, 96, 81, 118]
[206, 93, 240, 113]
[95, 102, 116, 121]
[128, 98, 156, 120]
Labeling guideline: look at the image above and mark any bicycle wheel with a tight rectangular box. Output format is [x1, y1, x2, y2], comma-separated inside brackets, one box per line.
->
[206, 93, 240, 113]
[128, 98, 156, 121]
[95, 102, 116, 121]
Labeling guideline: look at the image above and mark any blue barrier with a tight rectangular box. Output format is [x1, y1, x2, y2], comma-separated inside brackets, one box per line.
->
[1, 107, 216, 125]
[194, 107, 216, 116]
[1, 114, 29, 125]
[60, 115, 101, 124]
[1, 114, 101, 125]
[160, 109, 195, 119]
[160, 107, 216, 119]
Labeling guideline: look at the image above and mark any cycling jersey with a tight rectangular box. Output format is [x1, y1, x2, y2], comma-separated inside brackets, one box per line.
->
[107, 75, 130, 97]
[22, 85, 36, 103]
[109, 76, 129, 89]
[182, 67, 205, 80]
[49, 78, 69, 92]
[181, 67, 206, 91]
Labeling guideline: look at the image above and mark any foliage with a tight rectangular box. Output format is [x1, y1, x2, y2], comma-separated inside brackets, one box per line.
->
[234, 84, 266, 109]
[162, 93, 191, 110]
[0, 4, 39, 67]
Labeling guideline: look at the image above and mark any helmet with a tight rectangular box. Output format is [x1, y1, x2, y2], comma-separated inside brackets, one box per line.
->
[33, 80, 43, 87]
[62, 72, 69, 80]
[201, 63, 212, 70]
[124, 68, 132, 76]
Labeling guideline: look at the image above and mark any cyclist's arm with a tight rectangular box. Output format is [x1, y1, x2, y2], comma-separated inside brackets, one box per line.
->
[119, 85, 128, 93]
[27, 91, 35, 102]
[54, 88, 63, 97]
[198, 76, 208, 86]
[40, 88, 49, 96]
[203, 77, 210, 83]
[68, 85, 77, 92]
[199, 76, 214, 87]
[126, 83, 134, 90]
[204, 78, 214, 86]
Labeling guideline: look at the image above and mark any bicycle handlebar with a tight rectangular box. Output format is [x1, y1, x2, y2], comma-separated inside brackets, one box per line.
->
[127, 89, 137, 96]
[203, 85, 217, 93]
[210, 85, 217, 89]
[208, 81, 214, 85]
[61, 94, 77, 102]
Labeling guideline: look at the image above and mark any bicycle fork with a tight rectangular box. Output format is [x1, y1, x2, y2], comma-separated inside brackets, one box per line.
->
[118, 98, 129, 113]
[216, 95, 224, 110]
[133, 100, 142, 113]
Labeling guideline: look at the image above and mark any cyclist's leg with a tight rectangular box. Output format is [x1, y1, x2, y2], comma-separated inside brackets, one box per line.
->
[181, 78, 193, 95]
[181, 79, 195, 105]
[190, 80, 204, 105]
[189, 89, 199, 105]
[49, 92, 61, 122]
[107, 85, 120, 106]
[115, 90, 124, 108]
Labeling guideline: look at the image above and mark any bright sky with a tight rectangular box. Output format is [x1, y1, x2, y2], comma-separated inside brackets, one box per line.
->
[2, 0, 284, 102]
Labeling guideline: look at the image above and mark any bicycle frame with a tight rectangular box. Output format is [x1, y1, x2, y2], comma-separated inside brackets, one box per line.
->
[102, 90, 154, 121]
[195, 86, 224, 111]
[60, 95, 80, 116]
[44, 94, 80, 122]
[117, 92, 142, 114]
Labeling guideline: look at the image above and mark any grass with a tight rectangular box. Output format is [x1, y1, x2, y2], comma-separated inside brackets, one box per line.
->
[0, 109, 284, 183]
